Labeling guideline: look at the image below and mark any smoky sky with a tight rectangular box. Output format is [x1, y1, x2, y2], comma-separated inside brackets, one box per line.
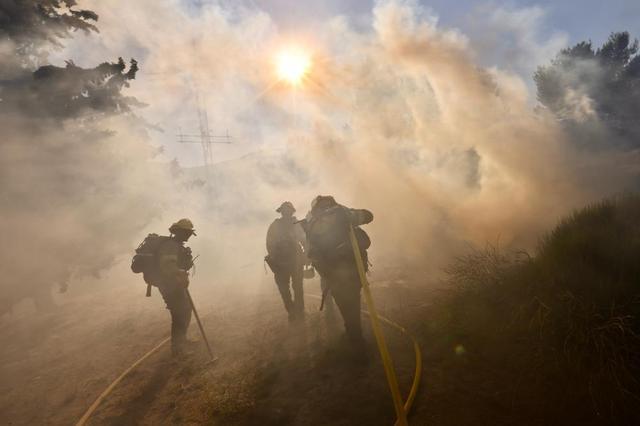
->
[2, 0, 639, 308]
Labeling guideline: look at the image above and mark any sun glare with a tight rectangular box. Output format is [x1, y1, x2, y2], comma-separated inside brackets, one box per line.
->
[276, 48, 311, 86]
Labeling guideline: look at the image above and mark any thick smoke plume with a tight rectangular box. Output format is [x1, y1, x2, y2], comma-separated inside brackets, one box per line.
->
[2, 0, 639, 313]
[0, 1, 175, 312]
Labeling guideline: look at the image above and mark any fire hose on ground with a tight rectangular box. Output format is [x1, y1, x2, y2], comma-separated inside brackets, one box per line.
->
[75, 233, 424, 425]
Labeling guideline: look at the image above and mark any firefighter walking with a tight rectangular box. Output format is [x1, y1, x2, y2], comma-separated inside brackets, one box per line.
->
[265, 202, 308, 321]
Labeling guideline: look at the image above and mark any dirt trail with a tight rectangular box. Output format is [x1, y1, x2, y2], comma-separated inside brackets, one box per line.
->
[0, 273, 429, 426]
[0, 283, 171, 425]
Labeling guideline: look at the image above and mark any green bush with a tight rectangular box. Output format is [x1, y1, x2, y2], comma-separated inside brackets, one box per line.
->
[441, 194, 640, 424]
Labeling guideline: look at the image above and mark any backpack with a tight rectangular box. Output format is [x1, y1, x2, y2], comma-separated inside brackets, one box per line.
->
[131, 233, 171, 284]
[306, 207, 371, 268]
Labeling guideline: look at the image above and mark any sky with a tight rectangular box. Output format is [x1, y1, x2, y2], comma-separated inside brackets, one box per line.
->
[241, 0, 640, 83]
[184, 0, 638, 165]
[245, 0, 640, 47]
[7, 0, 640, 288]
[53, 0, 640, 168]
[247, 0, 640, 78]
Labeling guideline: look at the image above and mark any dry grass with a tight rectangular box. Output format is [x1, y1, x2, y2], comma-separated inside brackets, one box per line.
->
[430, 194, 640, 424]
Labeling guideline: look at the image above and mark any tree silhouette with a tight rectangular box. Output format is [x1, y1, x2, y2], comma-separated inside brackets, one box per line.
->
[0, 0, 97, 70]
[0, 1, 153, 312]
[3, 57, 142, 119]
[535, 32, 640, 149]
[0, 0, 140, 119]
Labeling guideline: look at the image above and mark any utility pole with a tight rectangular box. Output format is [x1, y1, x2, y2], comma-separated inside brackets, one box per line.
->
[177, 95, 232, 179]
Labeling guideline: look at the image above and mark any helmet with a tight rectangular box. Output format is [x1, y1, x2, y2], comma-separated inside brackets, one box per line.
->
[311, 195, 337, 211]
[276, 201, 295, 213]
[169, 218, 196, 235]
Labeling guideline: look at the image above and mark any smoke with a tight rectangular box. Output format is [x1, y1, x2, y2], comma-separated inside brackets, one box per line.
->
[2, 0, 639, 313]
[0, 1, 176, 311]
[464, 3, 569, 81]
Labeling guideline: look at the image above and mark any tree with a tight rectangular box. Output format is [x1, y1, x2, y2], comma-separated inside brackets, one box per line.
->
[0, 1, 162, 314]
[0, 0, 98, 73]
[2, 57, 142, 119]
[534, 32, 640, 149]
[1, 0, 140, 119]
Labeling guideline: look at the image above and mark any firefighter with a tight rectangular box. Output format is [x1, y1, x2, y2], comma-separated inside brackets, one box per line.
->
[132, 219, 195, 356]
[303, 196, 373, 346]
[266, 202, 307, 321]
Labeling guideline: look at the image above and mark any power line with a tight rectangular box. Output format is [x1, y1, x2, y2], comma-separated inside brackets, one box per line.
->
[177, 94, 232, 175]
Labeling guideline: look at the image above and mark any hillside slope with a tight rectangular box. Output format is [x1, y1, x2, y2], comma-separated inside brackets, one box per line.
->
[416, 195, 640, 425]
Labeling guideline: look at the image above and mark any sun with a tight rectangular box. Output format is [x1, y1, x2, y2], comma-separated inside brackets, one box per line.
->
[276, 48, 311, 86]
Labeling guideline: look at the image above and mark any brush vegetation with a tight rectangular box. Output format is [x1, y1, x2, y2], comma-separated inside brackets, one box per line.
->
[426, 195, 640, 425]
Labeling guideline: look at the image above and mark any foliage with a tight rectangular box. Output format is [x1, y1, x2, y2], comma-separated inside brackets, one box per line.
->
[534, 32, 640, 149]
[440, 195, 640, 424]
[0, 0, 98, 71]
[0, 1, 159, 312]
[1, 57, 142, 119]
[1, 0, 140, 119]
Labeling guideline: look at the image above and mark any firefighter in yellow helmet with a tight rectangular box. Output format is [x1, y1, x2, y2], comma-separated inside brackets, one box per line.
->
[132, 218, 196, 356]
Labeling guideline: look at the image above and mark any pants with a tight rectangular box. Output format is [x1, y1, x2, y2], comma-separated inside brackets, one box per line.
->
[158, 284, 192, 353]
[322, 263, 363, 343]
[274, 264, 304, 315]
[320, 276, 334, 310]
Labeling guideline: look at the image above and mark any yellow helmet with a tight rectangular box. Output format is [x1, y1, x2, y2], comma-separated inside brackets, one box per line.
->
[169, 218, 196, 235]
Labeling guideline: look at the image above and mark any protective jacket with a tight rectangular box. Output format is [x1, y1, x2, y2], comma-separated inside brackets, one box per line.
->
[266, 216, 306, 270]
[304, 205, 372, 274]
[146, 238, 193, 288]
[303, 204, 373, 344]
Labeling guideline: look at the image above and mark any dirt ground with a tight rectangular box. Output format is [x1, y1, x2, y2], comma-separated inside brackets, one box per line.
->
[0, 267, 431, 426]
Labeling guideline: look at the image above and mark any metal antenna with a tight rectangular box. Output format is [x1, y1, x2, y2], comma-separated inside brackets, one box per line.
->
[177, 94, 232, 174]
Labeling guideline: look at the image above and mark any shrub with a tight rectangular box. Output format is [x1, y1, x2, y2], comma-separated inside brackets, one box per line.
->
[441, 195, 640, 424]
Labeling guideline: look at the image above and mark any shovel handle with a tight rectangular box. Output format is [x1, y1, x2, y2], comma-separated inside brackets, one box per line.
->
[186, 289, 214, 360]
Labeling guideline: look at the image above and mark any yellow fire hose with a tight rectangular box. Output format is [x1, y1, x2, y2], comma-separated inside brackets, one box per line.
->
[349, 226, 408, 425]
[376, 313, 423, 421]
[76, 229, 423, 425]
[75, 337, 171, 426]
[307, 292, 423, 424]
[308, 224, 424, 424]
